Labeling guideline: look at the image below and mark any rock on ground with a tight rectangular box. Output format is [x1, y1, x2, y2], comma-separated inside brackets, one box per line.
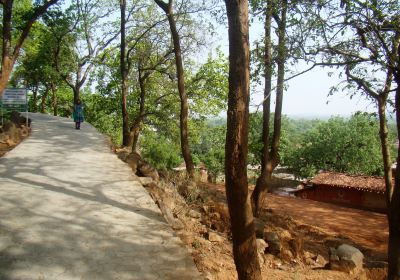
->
[208, 231, 224, 243]
[265, 231, 281, 255]
[329, 244, 364, 274]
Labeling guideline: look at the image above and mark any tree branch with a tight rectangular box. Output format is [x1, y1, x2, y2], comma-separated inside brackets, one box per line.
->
[154, 0, 169, 13]
[345, 65, 379, 99]
[13, 0, 60, 59]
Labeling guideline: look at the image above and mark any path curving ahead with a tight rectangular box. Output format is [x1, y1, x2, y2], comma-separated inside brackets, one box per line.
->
[0, 113, 200, 280]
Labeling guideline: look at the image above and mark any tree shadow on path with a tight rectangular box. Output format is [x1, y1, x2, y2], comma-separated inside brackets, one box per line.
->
[0, 113, 199, 280]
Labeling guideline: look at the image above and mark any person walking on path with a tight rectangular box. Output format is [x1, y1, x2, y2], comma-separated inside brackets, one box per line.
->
[73, 99, 84, 129]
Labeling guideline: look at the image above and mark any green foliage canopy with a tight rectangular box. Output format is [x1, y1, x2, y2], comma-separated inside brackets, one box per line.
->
[284, 112, 394, 178]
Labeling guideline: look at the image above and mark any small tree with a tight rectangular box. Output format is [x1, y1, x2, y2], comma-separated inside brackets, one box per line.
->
[250, 0, 288, 217]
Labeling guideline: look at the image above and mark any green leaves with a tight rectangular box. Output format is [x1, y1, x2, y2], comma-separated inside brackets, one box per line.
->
[186, 50, 228, 117]
[193, 122, 226, 178]
[284, 113, 394, 178]
[141, 133, 182, 170]
[248, 112, 290, 166]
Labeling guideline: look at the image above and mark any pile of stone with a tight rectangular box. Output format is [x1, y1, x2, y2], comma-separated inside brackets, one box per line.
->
[254, 217, 304, 261]
[253, 217, 365, 275]
[116, 150, 159, 181]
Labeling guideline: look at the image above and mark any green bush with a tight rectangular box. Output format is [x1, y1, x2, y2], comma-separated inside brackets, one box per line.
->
[140, 133, 182, 170]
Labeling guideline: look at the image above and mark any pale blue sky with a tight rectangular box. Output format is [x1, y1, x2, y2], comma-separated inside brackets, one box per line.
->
[211, 17, 377, 118]
[251, 67, 377, 117]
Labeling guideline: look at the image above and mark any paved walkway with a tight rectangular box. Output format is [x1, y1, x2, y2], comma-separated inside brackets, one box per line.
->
[0, 113, 200, 280]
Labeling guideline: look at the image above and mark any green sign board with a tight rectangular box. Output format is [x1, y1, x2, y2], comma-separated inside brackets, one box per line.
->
[1, 88, 28, 126]
[2, 103, 27, 110]
[2, 88, 27, 105]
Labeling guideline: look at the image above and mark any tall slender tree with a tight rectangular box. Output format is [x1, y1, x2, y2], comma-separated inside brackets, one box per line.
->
[154, 0, 195, 178]
[251, 0, 287, 216]
[250, 0, 272, 216]
[393, 72, 400, 280]
[224, 0, 262, 279]
[129, 48, 174, 151]
[120, 0, 130, 146]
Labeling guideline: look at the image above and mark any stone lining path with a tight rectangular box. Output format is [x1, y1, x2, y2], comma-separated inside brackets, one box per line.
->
[0, 113, 200, 280]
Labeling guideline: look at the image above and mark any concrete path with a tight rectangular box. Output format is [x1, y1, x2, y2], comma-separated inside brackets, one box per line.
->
[0, 113, 200, 280]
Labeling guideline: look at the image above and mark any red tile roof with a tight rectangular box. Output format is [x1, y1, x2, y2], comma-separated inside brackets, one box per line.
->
[310, 172, 388, 194]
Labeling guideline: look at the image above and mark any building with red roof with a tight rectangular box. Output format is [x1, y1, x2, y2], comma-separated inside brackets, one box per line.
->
[294, 171, 388, 212]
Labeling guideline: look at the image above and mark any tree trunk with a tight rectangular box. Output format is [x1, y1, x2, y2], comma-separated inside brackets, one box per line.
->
[388, 75, 400, 280]
[271, 0, 287, 165]
[168, 12, 194, 178]
[0, 0, 14, 96]
[51, 83, 58, 116]
[120, 0, 130, 146]
[251, 0, 273, 217]
[0, 58, 13, 96]
[224, 1, 262, 279]
[155, 0, 194, 178]
[377, 96, 393, 199]
[128, 67, 147, 152]
[32, 88, 38, 112]
[128, 121, 142, 151]
[131, 127, 141, 151]
[73, 87, 78, 105]
[41, 88, 49, 113]
[132, 72, 146, 152]
[252, 0, 287, 217]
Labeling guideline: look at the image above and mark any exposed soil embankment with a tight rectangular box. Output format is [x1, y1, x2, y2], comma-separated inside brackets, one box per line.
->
[115, 149, 387, 280]
[0, 112, 31, 157]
